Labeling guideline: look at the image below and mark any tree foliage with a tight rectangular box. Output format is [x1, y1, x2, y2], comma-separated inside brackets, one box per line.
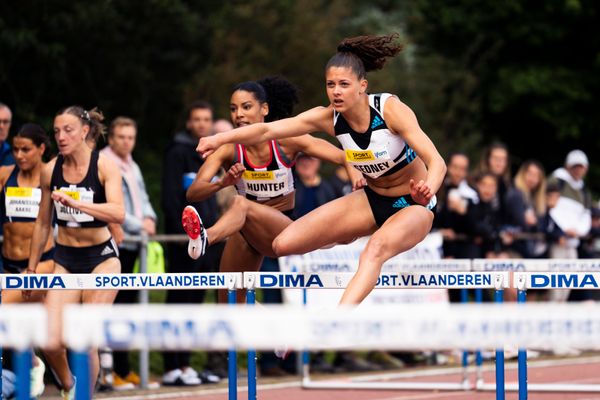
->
[1, 0, 598, 226]
[408, 0, 600, 189]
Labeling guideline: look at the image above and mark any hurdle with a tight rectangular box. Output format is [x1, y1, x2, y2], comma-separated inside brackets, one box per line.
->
[474, 259, 600, 399]
[0, 272, 243, 400]
[513, 269, 600, 397]
[292, 259, 487, 389]
[244, 270, 508, 396]
[0, 304, 47, 400]
[62, 301, 600, 399]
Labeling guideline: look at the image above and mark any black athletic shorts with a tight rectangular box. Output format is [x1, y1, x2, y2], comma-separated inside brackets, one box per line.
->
[2, 248, 55, 274]
[54, 238, 119, 274]
[364, 185, 437, 227]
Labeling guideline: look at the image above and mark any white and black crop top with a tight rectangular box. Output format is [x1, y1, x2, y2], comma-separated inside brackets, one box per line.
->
[233, 140, 295, 202]
[334, 93, 416, 179]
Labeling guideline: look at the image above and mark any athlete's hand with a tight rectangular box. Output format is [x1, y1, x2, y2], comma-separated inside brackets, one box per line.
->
[197, 135, 221, 159]
[348, 167, 366, 191]
[51, 191, 79, 209]
[22, 268, 35, 300]
[409, 179, 433, 206]
[109, 223, 125, 245]
[220, 163, 245, 187]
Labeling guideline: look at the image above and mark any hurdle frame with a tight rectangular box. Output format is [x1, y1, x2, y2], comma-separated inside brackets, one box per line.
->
[513, 270, 600, 396]
[244, 269, 508, 394]
[0, 272, 243, 400]
[297, 260, 495, 393]
[475, 259, 600, 399]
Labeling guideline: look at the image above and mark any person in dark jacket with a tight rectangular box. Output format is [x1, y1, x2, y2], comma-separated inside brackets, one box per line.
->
[161, 100, 222, 386]
[465, 172, 505, 258]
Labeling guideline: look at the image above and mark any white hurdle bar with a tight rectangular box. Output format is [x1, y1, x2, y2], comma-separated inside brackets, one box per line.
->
[244, 271, 508, 395]
[0, 305, 47, 400]
[0, 273, 243, 400]
[60, 302, 600, 399]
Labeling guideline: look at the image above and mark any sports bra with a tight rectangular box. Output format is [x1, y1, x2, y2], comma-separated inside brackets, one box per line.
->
[334, 93, 416, 179]
[50, 150, 108, 228]
[1, 165, 42, 223]
[233, 140, 295, 202]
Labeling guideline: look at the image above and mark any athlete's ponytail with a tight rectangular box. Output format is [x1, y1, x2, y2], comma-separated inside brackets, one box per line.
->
[326, 33, 403, 79]
[233, 76, 299, 122]
[56, 105, 107, 142]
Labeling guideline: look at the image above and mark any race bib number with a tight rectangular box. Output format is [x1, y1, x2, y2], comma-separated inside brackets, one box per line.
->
[5, 187, 41, 219]
[54, 186, 94, 224]
[242, 169, 290, 198]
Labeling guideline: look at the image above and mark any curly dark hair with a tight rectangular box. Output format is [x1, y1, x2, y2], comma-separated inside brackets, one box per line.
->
[326, 33, 403, 79]
[233, 76, 299, 122]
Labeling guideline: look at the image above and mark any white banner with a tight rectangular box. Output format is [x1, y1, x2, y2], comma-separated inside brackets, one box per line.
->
[63, 303, 600, 351]
[279, 232, 449, 306]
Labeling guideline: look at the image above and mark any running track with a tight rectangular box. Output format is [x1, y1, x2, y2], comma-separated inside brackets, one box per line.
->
[45, 356, 600, 399]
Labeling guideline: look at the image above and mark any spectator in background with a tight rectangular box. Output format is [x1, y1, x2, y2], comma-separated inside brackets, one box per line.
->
[478, 142, 511, 219]
[547, 150, 593, 302]
[328, 165, 352, 198]
[161, 101, 222, 386]
[504, 160, 547, 258]
[100, 117, 158, 390]
[580, 206, 600, 259]
[465, 173, 506, 259]
[435, 152, 479, 261]
[538, 182, 567, 259]
[294, 154, 337, 218]
[0, 103, 15, 166]
[547, 149, 593, 253]
[213, 118, 234, 134]
[0, 102, 15, 274]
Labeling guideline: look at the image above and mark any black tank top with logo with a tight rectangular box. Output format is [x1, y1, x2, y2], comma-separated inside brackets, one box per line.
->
[50, 150, 108, 228]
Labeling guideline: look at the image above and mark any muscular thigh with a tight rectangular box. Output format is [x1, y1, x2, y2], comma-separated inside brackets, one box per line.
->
[82, 257, 120, 304]
[277, 190, 377, 255]
[241, 202, 293, 257]
[219, 232, 264, 274]
[45, 263, 83, 309]
[368, 205, 434, 261]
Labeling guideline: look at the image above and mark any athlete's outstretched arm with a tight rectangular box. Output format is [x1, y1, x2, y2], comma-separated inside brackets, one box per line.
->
[186, 144, 237, 202]
[385, 97, 446, 204]
[197, 106, 333, 158]
[287, 134, 366, 190]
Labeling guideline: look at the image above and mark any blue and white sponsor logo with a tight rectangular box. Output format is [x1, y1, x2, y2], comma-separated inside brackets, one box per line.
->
[4, 275, 66, 289]
[259, 274, 324, 288]
[374, 150, 389, 158]
[104, 319, 235, 349]
[94, 275, 227, 288]
[531, 274, 600, 288]
[481, 261, 526, 271]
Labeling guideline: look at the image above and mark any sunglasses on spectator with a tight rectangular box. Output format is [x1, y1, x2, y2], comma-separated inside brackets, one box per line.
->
[0, 119, 11, 125]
